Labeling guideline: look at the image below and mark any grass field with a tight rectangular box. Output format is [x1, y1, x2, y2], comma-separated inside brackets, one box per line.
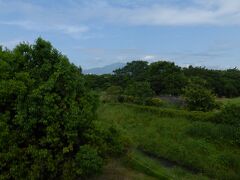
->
[96, 102, 240, 179]
[217, 97, 240, 105]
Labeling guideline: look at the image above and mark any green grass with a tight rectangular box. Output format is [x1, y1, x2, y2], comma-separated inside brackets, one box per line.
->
[96, 103, 240, 179]
[125, 150, 209, 180]
[90, 158, 156, 180]
[217, 97, 240, 105]
[124, 150, 170, 180]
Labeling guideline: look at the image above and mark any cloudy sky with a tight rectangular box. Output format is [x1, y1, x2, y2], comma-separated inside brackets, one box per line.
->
[0, 0, 240, 69]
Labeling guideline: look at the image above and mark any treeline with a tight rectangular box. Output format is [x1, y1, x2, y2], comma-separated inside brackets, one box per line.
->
[85, 61, 240, 98]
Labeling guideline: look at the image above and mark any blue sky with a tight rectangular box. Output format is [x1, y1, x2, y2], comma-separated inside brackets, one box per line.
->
[0, 0, 240, 69]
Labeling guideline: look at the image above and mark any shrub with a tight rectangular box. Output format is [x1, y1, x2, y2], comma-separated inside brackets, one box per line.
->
[145, 98, 165, 107]
[215, 103, 240, 126]
[117, 95, 125, 103]
[101, 94, 117, 103]
[84, 124, 128, 157]
[122, 95, 135, 104]
[183, 85, 216, 112]
[101, 86, 123, 103]
[105, 85, 123, 96]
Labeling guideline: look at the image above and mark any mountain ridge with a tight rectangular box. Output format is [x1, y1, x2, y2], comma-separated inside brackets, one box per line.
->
[83, 62, 126, 75]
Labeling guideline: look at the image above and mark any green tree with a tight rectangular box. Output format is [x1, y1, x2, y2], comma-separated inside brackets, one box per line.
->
[113, 61, 149, 87]
[149, 61, 187, 95]
[124, 82, 154, 104]
[183, 85, 216, 112]
[0, 38, 115, 179]
[114, 60, 148, 81]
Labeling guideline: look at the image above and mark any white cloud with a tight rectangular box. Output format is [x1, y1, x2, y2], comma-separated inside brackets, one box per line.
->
[143, 55, 155, 61]
[1, 0, 240, 30]
[96, 0, 240, 26]
[55, 25, 89, 35]
[0, 20, 89, 37]
[0, 0, 89, 37]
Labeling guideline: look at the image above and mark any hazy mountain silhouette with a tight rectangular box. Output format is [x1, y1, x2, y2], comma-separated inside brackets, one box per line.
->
[83, 62, 126, 75]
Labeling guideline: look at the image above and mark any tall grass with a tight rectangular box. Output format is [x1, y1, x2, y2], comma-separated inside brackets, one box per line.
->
[118, 103, 217, 122]
[217, 97, 240, 105]
[125, 150, 209, 180]
[97, 103, 240, 179]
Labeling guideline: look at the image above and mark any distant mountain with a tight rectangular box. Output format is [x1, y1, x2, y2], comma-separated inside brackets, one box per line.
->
[83, 62, 126, 75]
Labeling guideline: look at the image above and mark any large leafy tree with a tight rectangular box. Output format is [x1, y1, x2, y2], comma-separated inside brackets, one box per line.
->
[0, 38, 107, 179]
[113, 61, 149, 87]
[148, 61, 187, 95]
[125, 81, 154, 98]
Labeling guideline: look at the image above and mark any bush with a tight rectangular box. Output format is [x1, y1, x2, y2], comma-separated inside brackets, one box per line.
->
[125, 82, 154, 99]
[105, 86, 123, 96]
[84, 124, 128, 157]
[101, 94, 117, 103]
[183, 86, 217, 112]
[145, 98, 165, 107]
[117, 95, 125, 103]
[119, 95, 135, 104]
[0, 38, 114, 179]
[215, 103, 240, 126]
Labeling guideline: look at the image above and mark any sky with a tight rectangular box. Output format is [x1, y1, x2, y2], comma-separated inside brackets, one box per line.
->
[0, 0, 240, 69]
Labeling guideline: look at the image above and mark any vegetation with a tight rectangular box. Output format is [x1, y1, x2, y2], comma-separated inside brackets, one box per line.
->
[86, 61, 240, 98]
[97, 103, 240, 179]
[183, 85, 217, 112]
[0, 39, 123, 179]
[214, 103, 240, 126]
[1, 38, 240, 179]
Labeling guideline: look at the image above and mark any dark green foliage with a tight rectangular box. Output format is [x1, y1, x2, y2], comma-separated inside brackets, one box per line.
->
[74, 145, 103, 177]
[100, 86, 123, 103]
[125, 82, 154, 99]
[106, 85, 123, 96]
[145, 98, 165, 107]
[85, 61, 240, 98]
[123, 82, 154, 105]
[215, 103, 240, 126]
[183, 66, 240, 98]
[0, 38, 121, 179]
[187, 122, 240, 145]
[84, 124, 128, 157]
[148, 61, 187, 95]
[183, 85, 217, 112]
[117, 95, 135, 104]
[114, 60, 149, 82]
[85, 74, 113, 90]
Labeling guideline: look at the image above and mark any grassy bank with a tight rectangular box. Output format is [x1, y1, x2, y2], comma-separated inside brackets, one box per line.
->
[96, 103, 240, 179]
[217, 97, 240, 105]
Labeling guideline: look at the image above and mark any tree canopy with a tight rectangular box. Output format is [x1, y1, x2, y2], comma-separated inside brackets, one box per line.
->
[86, 61, 240, 98]
[0, 38, 123, 179]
